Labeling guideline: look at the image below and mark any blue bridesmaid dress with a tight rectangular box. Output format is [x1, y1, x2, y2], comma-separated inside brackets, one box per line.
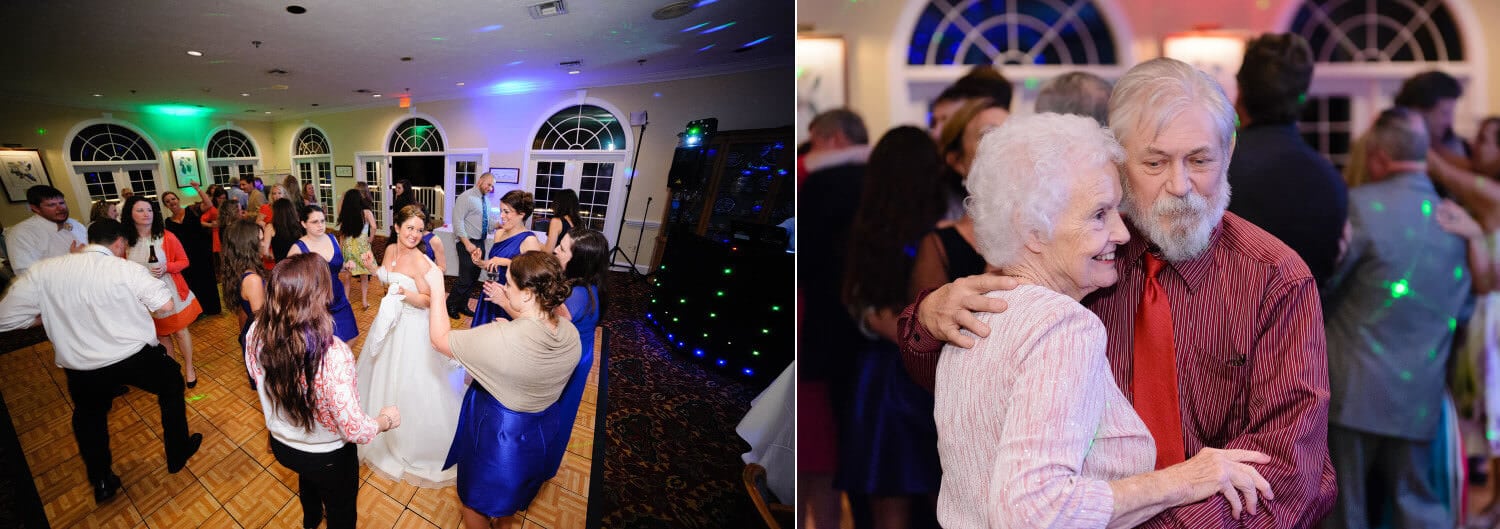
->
[441, 286, 598, 518]
[294, 234, 360, 342]
[470, 231, 537, 327]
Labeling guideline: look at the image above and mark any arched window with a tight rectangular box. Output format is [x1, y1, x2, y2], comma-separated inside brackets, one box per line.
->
[892, 0, 1133, 126]
[1290, 0, 1463, 63]
[292, 126, 334, 212]
[526, 101, 632, 244]
[388, 118, 446, 153]
[68, 123, 159, 201]
[295, 127, 331, 156]
[907, 0, 1119, 66]
[71, 124, 156, 162]
[206, 128, 259, 187]
[1281, 0, 1480, 170]
[532, 105, 628, 151]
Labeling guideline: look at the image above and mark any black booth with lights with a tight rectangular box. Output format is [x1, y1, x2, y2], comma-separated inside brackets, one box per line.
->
[647, 119, 794, 387]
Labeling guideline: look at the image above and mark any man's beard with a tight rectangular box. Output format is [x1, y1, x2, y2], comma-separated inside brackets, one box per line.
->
[1120, 178, 1230, 262]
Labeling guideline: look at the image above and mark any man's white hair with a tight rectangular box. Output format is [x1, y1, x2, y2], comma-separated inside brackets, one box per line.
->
[1108, 57, 1237, 160]
[966, 112, 1125, 268]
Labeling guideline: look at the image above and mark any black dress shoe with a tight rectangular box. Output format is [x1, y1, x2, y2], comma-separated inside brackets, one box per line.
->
[93, 473, 122, 504]
[168, 433, 203, 473]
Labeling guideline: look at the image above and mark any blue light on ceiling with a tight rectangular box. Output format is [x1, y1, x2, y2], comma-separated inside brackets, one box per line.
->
[741, 35, 772, 47]
[682, 22, 710, 32]
[701, 22, 735, 34]
[506, 60, 524, 66]
[698, 44, 715, 52]
[478, 24, 504, 32]
[694, 0, 718, 6]
[488, 79, 541, 95]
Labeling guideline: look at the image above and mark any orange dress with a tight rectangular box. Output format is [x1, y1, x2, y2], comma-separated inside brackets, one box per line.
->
[128, 232, 203, 335]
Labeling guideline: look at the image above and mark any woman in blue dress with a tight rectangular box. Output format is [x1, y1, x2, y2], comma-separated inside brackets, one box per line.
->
[286, 204, 360, 342]
[471, 190, 542, 326]
[542, 228, 607, 473]
[424, 252, 581, 528]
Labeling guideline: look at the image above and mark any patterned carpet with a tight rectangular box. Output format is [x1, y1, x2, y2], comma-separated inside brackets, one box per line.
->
[598, 272, 767, 529]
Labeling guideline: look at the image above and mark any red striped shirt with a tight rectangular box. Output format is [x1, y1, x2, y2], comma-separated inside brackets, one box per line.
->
[899, 212, 1337, 528]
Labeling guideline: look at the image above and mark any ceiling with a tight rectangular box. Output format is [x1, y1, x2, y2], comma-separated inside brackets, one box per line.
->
[0, 0, 793, 121]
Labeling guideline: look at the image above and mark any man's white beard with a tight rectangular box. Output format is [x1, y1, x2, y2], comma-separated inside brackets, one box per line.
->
[1121, 178, 1230, 262]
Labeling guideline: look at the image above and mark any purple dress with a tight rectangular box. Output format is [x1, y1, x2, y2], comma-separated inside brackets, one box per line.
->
[470, 231, 537, 327]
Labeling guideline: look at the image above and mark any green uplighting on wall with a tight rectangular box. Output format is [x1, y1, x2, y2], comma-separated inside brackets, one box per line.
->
[1421, 200, 1433, 217]
[1450, 317, 1459, 332]
[143, 104, 213, 117]
[1456, 267, 1465, 280]
[36, 128, 46, 135]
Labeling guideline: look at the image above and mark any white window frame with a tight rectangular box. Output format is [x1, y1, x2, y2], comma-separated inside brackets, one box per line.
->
[61, 116, 167, 204]
[889, 0, 1138, 125]
[1273, 0, 1489, 141]
[203, 124, 262, 188]
[522, 95, 633, 255]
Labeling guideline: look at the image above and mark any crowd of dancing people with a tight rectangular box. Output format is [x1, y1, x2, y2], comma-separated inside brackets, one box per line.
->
[0, 171, 606, 528]
[801, 32, 1500, 529]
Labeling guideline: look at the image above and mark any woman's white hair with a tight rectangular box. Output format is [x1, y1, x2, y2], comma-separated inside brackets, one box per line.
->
[1107, 57, 1237, 157]
[966, 112, 1125, 268]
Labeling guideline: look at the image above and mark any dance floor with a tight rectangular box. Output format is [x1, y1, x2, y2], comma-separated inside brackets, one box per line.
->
[0, 299, 599, 528]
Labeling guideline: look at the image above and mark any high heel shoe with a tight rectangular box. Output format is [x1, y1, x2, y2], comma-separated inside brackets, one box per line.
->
[185, 374, 197, 389]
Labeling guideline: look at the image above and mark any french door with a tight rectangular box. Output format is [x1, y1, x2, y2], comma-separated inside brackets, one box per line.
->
[529, 158, 624, 248]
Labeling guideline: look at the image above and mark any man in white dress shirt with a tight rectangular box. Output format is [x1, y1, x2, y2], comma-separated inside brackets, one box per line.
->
[449, 172, 496, 317]
[0, 219, 202, 504]
[6, 185, 86, 276]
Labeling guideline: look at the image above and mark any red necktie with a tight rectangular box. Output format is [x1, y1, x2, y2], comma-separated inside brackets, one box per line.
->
[1133, 253, 1186, 469]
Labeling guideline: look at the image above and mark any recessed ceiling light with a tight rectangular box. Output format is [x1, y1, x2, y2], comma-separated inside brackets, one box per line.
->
[240, 92, 250, 97]
[92, 93, 102, 97]
[373, 94, 382, 98]
[456, 82, 465, 86]
[265, 111, 272, 114]
[286, 5, 306, 14]
[568, 69, 581, 75]
[311, 103, 320, 107]
[187, 50, 203, 57]
[400, 56, 413, 62]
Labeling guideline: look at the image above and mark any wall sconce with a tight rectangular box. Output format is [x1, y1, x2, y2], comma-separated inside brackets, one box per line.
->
[1162, 26, 1250, 102]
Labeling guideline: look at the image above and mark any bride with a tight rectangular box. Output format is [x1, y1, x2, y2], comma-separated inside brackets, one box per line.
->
[356, 205, 466, 487]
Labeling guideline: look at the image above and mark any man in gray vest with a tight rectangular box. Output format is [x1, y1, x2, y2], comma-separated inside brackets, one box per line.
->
[1321, 107, 1472, 529]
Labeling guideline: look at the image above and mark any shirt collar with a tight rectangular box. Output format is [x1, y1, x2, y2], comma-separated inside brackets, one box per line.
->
[83, 244, 115, 257]
[1121, 216, 1222, 294]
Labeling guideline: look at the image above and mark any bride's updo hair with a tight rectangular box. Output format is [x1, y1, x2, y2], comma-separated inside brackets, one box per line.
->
[508, 251, 572, 321]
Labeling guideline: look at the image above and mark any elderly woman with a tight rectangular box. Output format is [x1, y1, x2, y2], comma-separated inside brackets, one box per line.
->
[934, 113, 1272, 528]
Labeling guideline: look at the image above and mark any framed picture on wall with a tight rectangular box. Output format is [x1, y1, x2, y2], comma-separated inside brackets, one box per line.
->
[0, 149, 51, 203]
[492, 167, 520, 184]
[795, 35, 847, 146]
[335, 165, 354, 178]
[169, 149, 201, 187]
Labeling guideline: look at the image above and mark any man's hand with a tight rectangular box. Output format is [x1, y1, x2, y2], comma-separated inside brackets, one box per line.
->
[69, 240, 85, 253]
[917, 273, 1019, 349]
[469, 246, 481, 263]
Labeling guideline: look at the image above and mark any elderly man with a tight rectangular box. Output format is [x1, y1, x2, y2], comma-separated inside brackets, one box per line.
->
[1227, 33, 1347, 286]
[449, 172, 496, 317]
[0, 219, 202, 504]
[1035, 71, 1113, 125]
[898, 57, 1336, 527]
[1321, 108, 1470, 529]
[7, 185, 86, 276]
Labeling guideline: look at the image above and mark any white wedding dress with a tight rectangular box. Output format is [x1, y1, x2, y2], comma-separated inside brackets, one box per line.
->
[356, 271, 466, 487]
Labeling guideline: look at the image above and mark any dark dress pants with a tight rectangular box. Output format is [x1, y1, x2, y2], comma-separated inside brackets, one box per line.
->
[270, 438, 359, 529]
[449, 237, 485, 312]
[63, 343, 190, 482]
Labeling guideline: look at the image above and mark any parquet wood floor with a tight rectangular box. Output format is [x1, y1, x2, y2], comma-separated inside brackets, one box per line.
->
[0, 298, 598, 529]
